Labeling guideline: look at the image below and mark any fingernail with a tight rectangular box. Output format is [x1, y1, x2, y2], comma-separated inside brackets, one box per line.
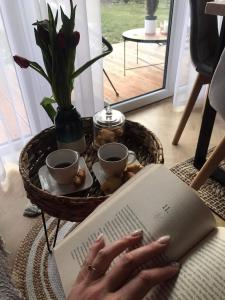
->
[95, 233, 104, 242]
[170, 262, 180, 269]
[131, 229, 143, 237]
[157, 235, 170, 244]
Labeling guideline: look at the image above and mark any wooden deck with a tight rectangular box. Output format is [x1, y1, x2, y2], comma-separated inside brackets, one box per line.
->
[103, 41, 166, 104]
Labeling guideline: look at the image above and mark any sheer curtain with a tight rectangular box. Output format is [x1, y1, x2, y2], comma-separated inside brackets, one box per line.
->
[0, 6, 33, 179]
[0, 0, 103, 181]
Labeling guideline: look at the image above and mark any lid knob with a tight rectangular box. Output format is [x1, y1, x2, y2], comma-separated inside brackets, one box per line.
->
[93, 106, 125, 127]
[106, 105, 112, 120]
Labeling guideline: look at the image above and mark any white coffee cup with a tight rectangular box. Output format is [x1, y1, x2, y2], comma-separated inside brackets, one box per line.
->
[98, 143, 136, 176]
[46, 149, 79, 184]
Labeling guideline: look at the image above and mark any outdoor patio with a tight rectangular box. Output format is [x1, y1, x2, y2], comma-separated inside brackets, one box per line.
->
[103, 40, 166, 104]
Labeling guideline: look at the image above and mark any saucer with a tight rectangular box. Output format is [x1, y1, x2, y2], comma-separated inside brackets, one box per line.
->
[92, 157, 140, 187]
[38, 157, 93, 196]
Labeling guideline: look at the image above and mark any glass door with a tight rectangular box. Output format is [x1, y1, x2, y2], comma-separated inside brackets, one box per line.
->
[101, 0, 186, 112]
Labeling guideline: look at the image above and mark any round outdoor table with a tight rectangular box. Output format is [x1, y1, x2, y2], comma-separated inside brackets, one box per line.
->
[122, 28, 167, 75]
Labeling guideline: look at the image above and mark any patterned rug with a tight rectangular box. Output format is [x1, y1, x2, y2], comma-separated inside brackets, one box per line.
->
[12, 156, 225, 299]
[171, 155, 225, 221]
[0, 236, 23, 299]
[12, 218, 77, 300]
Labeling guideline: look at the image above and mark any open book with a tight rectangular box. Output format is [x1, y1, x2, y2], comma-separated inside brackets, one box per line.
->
[54, 165, 225, 299]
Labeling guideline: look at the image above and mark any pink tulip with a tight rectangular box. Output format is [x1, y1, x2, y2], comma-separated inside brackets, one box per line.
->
[13, 55, 30, 68]
[72, 31, 80, 47]
[37, 22, 49, 44]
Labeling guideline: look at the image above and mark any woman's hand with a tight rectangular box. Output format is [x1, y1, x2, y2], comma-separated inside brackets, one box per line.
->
[67, 231, 179, 300]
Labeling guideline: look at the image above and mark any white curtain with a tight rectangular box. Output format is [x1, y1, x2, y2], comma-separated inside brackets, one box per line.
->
[0, 5, 33, 177]
[0, 0, 103, 181]
[173, 1, 207, 107]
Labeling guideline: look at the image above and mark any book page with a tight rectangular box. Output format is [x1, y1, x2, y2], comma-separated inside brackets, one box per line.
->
[148, 227, 225, 299]
[54, 165, 215, 296]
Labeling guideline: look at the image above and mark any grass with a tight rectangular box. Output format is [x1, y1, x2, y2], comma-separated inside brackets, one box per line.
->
[101, 1, 170, 44]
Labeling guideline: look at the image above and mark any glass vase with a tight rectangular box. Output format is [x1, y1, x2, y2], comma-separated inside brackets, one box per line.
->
[54, 105, 86, 153]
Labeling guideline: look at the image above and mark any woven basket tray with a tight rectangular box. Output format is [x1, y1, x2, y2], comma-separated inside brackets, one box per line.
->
[19, 118, 164, 222]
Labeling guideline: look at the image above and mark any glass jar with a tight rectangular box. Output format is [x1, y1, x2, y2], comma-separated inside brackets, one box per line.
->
[93, 106, 125, 149]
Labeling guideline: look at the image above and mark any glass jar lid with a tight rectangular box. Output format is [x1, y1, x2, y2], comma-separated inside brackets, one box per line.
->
[93, 106, 125, 128]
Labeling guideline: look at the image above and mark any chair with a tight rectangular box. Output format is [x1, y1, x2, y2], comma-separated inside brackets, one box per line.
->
[191, 47, 225, 190]
[172, 0, 219, 145]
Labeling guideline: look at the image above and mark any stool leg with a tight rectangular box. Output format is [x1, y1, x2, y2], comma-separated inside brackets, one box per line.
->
[41, 210, 61, 253]
[172, 74, 208, 145]
[53, 219, 61, 248]
[41, 210, 52, 254]
[191, 136, 225, 190]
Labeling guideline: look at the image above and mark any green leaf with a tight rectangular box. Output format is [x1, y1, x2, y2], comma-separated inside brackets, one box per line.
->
[48, 4, 55, 28]
[71, 37, 113, 79]
[33, 28, 52, 81]
[70, 1, 76, 23]
[29, 61, 50, 83]
[54, 10, 58, 26]
[41, 96, 56, 105]
[40, 97, 57, 123]
[70, 0, 73, 17]
[60, 7, 70, 25]
[48, 4, 57, 43]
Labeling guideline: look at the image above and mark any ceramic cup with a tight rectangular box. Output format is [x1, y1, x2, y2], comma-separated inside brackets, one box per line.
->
[46, 149, 79, 184]
[98, 142, 136, 176]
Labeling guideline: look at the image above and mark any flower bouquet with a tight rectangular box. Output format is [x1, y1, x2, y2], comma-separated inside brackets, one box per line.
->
[14, 0, 112, 152]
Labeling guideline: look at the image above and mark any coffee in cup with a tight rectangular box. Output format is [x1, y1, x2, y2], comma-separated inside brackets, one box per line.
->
[46, 149, 79, 184]
[98, 143, 136, 176]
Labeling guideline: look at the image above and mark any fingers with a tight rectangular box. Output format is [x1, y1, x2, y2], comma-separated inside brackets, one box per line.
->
[76, 233, 105, 282]
[87, 230, 143, 280]
[105, 236, 170, 291]
[119, 264, 180, 300]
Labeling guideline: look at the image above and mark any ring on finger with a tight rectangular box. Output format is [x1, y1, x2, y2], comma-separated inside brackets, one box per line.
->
[88, 265, 97, 272]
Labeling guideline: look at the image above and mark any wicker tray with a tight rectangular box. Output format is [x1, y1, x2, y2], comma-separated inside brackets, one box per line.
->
[19, 118, 164, 222]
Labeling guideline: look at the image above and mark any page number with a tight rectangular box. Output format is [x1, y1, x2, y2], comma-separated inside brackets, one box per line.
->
[162, 204, 170, 214]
